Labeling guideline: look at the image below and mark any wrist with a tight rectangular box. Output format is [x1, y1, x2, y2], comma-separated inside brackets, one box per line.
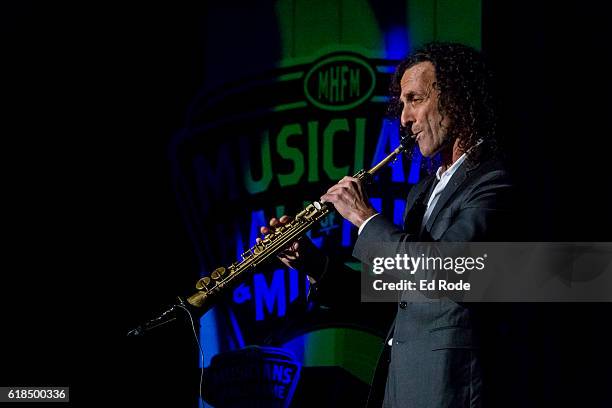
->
[354, 208, 377, 228]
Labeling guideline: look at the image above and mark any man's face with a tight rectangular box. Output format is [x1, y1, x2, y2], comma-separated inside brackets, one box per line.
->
[399, 61, 450, 157]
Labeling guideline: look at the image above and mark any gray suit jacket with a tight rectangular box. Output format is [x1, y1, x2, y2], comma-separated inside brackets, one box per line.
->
[352, 155, 514, 408]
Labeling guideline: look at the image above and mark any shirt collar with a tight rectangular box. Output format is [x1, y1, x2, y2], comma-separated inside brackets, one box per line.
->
[435, 152, 468, 181]
[435, 138, 484, 181]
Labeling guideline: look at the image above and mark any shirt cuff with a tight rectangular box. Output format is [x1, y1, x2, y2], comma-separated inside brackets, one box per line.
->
[358, 213, 379, 235]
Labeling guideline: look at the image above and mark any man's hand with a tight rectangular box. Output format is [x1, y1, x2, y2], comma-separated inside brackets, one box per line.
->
[257, 215, 316, 271]
[320, 176, 377, 227]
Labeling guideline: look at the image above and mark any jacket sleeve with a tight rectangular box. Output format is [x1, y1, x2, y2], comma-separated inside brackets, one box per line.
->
[301, 250, 363, 308]
[353, 168, 514, 265]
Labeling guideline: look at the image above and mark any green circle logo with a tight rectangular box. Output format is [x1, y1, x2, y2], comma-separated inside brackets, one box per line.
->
[304, 53, 376, 111]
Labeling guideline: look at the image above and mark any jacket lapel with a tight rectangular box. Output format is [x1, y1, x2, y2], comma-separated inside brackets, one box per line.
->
[423, 158, 481, 234]
[402, 175, 436, 231]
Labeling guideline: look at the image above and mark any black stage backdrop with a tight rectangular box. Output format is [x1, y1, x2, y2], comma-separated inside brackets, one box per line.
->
[1, 1, 611, 407]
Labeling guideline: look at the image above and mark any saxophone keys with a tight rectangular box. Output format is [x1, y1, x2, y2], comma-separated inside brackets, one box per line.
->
[195, 276, 211, 290]
[210, 267, 226, 280]
[253, 243, 265, 255]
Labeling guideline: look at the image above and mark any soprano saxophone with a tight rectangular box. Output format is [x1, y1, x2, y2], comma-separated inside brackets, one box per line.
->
[185, 134, 414, 310]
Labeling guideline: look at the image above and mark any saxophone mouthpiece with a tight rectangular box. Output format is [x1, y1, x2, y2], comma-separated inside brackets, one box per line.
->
[399, 128, 416, 152]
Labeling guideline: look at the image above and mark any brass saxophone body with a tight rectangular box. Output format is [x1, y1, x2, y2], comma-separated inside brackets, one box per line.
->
[186, 135, 413, 310]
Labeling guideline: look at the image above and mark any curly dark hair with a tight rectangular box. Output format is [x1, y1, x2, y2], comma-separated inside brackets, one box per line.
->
[388, 42, 498, 161]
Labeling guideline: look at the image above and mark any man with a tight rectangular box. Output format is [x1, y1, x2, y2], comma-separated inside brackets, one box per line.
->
[262, 42, 513, 407]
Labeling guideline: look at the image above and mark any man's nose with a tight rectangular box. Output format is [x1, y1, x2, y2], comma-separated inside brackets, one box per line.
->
[400, 105, 414, 128]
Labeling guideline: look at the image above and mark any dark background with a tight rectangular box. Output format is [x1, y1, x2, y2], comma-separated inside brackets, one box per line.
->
[2, 1, 611, 406]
